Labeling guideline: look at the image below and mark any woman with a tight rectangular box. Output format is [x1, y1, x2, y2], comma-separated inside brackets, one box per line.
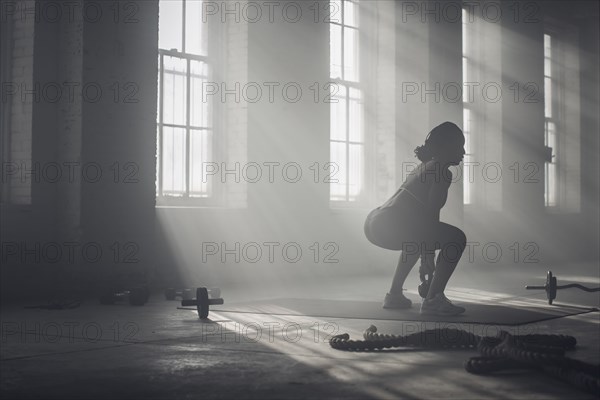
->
[364, 122, 467, 316]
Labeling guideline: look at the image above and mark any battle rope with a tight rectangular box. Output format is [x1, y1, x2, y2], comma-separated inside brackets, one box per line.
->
[329, 325, 599, 395]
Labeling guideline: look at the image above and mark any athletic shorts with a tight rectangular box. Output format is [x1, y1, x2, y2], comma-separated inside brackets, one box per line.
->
[364, 204, 453, 252]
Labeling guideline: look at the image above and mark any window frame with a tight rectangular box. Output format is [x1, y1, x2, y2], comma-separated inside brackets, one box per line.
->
[462, 6, 475, 206]
[329, 0, 367, 206]
[0, 15, 14, 205]
[156, 0, 221, 207]
[542, 18, 581, 214]
[543, 30, 559, 208]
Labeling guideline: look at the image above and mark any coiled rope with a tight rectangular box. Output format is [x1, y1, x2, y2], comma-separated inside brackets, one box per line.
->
[329, 325, 599, 395]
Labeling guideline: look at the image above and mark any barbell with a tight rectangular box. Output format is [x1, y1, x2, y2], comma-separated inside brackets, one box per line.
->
[526, 270, 599, 305]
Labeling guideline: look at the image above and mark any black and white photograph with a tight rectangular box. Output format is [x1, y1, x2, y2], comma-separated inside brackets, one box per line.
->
[1, 0, 599, 399]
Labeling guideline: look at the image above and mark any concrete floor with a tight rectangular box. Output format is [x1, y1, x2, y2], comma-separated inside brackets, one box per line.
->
[1, 262, 599, 399]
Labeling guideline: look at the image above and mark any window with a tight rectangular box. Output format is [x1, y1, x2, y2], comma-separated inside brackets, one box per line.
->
[543, 33, 557, 207]
[459, 5, 504, 211]
[462, 7, 473, 205]
[1, 8, 34, 205]
[0, 15, 14, 204]
[329, 0, 364, 203]
[157, 0, 212, 202]
[542, 25, 580, 212]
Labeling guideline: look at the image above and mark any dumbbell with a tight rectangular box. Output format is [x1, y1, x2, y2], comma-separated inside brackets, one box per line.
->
[164, 288, 194, 301]
[165, 287, 221, 300]
[165, 288, 193, 300]
[181, 287, 224, 319]
[526, 270, 600, 305]
[418, 281, 431, 299]
[99, 286, 150, 306]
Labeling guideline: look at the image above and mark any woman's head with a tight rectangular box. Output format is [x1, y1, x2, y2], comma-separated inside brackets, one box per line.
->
[414, 122, 465, 165]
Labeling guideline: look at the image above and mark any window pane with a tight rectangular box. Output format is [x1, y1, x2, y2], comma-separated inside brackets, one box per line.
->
[348, 88, 362, 142]
[190, 129, 212, 197]
[190, 60, 209, 128]
[463, 108, 472, 205]
[463, 154, 471, 204]
[162, 126, 187, 195]
[157, 54, 162, 120]
[156, 125, 160, 196]
[344, 1, 357, 28]
[463, 108, 471, 140]
[330, 24, 342, 79]
[186, 0, 207, 55]
[544, 163, 548, 205]
[546, 121, 556, 152]
[462, 9, 468, 53]
[348, 143, 363, 199]
[544, 57, 551, 76]
[159, 0, 183, 51]
[163, 56, 188, 125]
[330, 85, 347, 141]
[547, 163, 556, 206]
[344, 27, 359, 81]
[462, 57, 468, 102]
[544, 120, 557, 207]
[330, 141, 347, 200]
[544, 34, 551, 58]
[544, 76, 552, 118]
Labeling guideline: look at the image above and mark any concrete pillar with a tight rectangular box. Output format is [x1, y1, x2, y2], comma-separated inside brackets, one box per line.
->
[81, 0, 158, 280]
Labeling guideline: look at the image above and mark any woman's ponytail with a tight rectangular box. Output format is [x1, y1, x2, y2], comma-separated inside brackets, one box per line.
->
[414, 143, 433, 162]
[414, 122, 463, 163]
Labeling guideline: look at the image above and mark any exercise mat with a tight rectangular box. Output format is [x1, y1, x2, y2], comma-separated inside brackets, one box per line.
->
[211, 298, 598, 325]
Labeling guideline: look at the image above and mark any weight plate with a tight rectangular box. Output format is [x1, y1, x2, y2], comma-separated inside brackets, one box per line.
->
[549, 276, 557, 305]
[197, 287, 209, 319]
[418, 283, 429, 299]
[546, 271, 554, 305]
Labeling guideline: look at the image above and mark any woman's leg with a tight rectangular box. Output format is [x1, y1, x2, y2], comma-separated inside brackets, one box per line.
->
[426, 223, 467, 300]
[388, 249, 421, 295]
[365, 207, 419, 307]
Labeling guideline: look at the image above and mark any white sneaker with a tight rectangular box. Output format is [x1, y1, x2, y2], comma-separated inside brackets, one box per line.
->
[420, 293, 465, 316]
[383, 292, 412, 309]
